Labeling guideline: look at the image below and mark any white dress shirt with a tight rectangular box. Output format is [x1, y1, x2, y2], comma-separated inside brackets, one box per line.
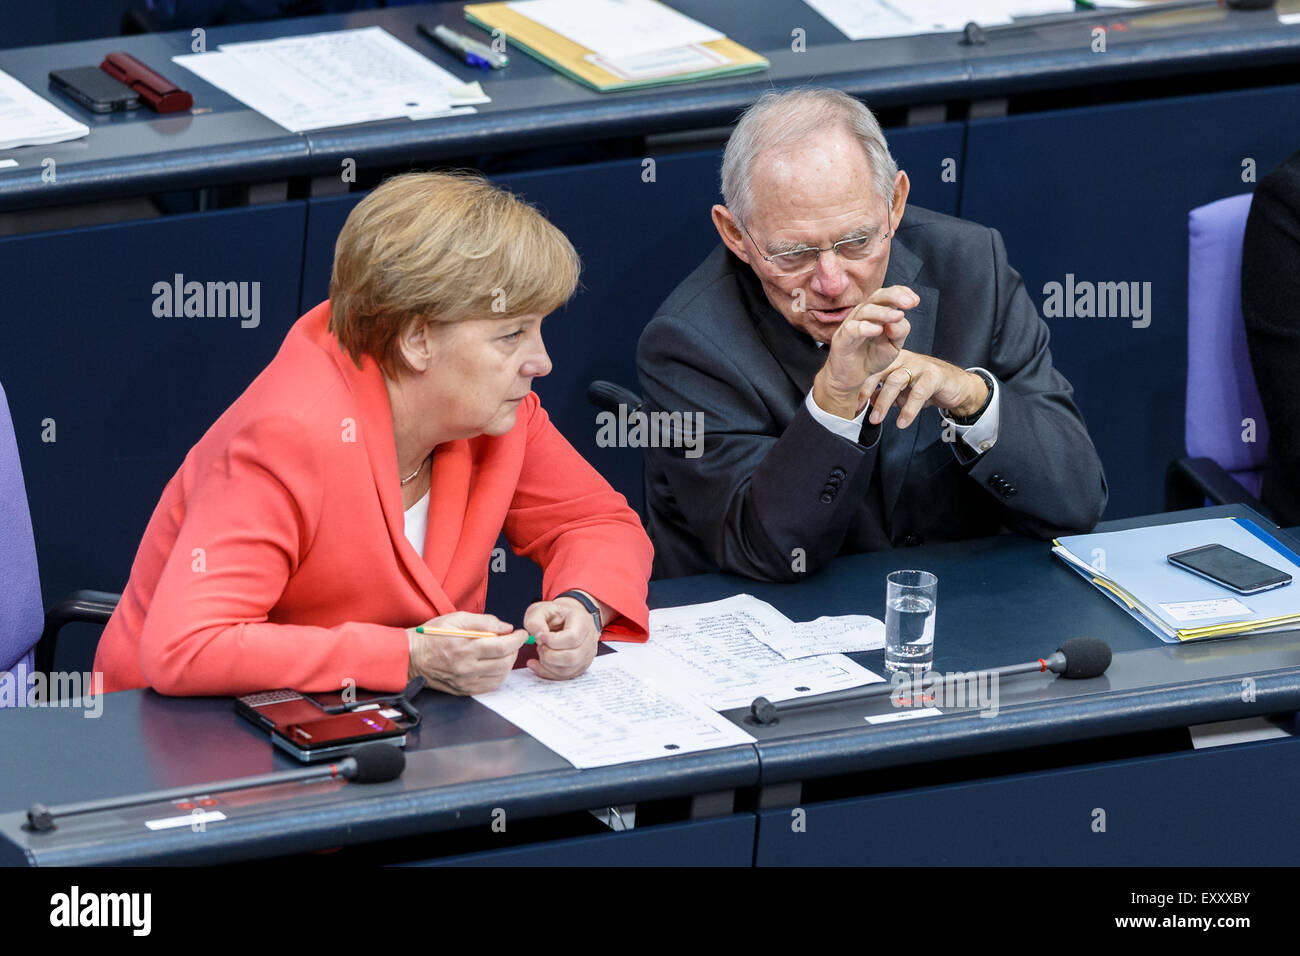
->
[806, 365, 1001, 457]
[403, 488, 431, 559]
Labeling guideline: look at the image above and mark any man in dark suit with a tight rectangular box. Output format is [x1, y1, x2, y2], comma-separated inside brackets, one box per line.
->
[1242, 150, 1300, 526]
[636, 88, 1107, 581]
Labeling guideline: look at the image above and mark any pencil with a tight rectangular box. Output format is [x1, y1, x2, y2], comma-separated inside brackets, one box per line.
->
[416, 625, 536, 645]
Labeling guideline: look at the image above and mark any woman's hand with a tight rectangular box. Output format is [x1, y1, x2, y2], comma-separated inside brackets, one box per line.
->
[407, 612, 530, 696]
[522, 593, 609, 681]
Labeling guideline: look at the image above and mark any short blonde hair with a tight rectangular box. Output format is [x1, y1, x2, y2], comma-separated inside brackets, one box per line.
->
[329, 171, 581, 374]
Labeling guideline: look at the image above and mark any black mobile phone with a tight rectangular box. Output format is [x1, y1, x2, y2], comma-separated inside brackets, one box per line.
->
[272, 711, 406, 763]
[48, 66, 140, 113]
[1167, 544, 1292, 595]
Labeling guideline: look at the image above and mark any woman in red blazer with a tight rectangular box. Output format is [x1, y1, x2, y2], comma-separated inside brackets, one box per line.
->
[96, 172, 653, 697]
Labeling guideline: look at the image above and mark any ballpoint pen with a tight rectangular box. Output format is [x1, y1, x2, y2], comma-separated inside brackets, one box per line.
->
[417, 23, 509, 69]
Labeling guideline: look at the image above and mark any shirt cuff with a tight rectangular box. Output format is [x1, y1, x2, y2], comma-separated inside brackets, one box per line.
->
[942, 367, 1000, 455]
[805, 388, 868, 443]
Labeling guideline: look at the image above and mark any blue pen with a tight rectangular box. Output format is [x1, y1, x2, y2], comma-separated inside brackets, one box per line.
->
[417, 23, 509, 70]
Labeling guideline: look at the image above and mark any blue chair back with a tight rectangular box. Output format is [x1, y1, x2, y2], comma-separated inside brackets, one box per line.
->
[0, 381, 43, 692]
[1186, 194, 1270, 494]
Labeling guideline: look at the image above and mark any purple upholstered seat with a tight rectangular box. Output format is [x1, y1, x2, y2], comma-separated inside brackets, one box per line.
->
[0, 380, 43, 695]
[1186, 194, 1269, 496]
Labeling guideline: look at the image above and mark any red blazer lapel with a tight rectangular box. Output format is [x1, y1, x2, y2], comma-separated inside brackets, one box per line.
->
[425, 440, 470, 586]
[315, 309, 457, 616]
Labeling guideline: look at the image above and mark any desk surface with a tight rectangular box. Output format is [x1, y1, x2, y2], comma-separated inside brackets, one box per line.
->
[2, 503, 1299, 865]
[2, 2, 1299, 209]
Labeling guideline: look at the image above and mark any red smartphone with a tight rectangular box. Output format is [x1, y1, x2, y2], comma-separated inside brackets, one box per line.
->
[272, 711, 406, 763]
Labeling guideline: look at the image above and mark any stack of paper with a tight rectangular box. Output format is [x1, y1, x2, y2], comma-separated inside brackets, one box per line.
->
[0, 68, 89, 151]
[614, 594, 884, 710]
[465, 0, 769, 92]
[474, 654, 756, 769]
[1053, 517, 1300, 643]
[803, 0, 1077, 40]
[472, 594, 886, 768]
[173, 26, 489, 133]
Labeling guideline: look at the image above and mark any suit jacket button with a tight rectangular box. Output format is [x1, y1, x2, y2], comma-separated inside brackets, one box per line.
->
[827, 474, 843, 487]
[820, 492, 834, 504]
[831, 467, 847, 479]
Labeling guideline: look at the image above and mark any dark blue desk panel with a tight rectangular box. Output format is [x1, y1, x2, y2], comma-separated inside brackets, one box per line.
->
[0, 203, 306, 646]
[961, 82, 1300, 520]
[0, 683, 758, 866]
[0, 34, 307, 211]
[754, 734, 1300, 866]
[411, 814, 755, 866]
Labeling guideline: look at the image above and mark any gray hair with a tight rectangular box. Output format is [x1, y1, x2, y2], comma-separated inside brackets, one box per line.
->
[721, 88, 899, 227]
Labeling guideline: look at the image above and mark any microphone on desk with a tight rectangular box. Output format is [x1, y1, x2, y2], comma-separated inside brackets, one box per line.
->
[959, 1, 1274, 45]
[749, 636, 1112, 725]
[25, 742, 406, 833]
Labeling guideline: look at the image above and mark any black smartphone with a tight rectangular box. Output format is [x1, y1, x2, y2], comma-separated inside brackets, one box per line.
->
[49, 66, 140, 113]
[1167, 544, 1292, 595]
[272, 711, 406, 763]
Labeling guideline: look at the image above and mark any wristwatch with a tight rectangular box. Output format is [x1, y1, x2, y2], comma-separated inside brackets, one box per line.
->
[944, 369, 995, 426]
[557, 589, 603, 634]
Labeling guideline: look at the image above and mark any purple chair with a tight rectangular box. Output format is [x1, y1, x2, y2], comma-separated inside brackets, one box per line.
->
[0, 381, 44, 694]
[1165, 193, 1272, 514]
[1, 380, 120, 706]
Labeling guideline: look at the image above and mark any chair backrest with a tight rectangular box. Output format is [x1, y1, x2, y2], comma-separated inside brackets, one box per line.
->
[0, 381, 43, 685]
[1186, 193, 1270, 493]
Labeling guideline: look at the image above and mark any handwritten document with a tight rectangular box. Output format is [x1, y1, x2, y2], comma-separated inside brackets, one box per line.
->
[174, 27, 488, 133]
[474, 655, 754, 769]
[802, 0, 1075, 40]
[474, 594, 885, 769]
[774, 614, 885, 660]
[617, 595, 883, 710]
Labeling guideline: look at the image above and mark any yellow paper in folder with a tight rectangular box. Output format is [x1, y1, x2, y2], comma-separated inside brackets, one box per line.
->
[464, 0, 769, 92]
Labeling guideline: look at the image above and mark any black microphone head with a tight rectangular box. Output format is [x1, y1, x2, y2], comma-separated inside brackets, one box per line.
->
[347, 743, 406, 783]
[1056, 637, 1112, 679]
[26, 803, 54, 833]
[751, 697, 777, 725]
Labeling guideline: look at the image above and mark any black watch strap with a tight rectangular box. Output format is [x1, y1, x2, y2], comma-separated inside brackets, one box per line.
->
[945, 369, 995, 426]
[557, 589, 602, 633]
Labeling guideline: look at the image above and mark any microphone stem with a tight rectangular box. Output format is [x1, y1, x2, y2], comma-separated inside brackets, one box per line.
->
[30, 761, 349, 828]
[767, 657, 1059, 718]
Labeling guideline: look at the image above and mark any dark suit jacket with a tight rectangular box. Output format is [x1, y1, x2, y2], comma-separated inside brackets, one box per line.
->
[636, 204, 1107, 581]
[1242, 150, 1300, 526]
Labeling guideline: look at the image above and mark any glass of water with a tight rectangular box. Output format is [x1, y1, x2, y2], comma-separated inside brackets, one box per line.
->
[885, 570, 937, 675]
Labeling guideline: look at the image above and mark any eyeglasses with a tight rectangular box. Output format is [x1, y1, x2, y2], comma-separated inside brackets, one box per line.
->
[742, 218, 893, 277]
